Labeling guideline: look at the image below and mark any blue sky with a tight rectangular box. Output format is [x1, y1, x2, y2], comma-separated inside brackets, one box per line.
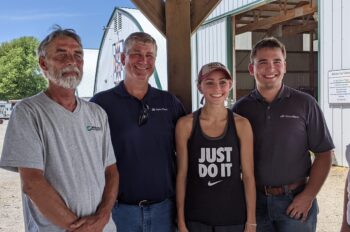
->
[0, 0, 135, 49]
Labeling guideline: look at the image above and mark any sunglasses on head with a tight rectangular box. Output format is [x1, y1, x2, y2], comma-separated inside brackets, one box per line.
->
[138, 103, 149, 126]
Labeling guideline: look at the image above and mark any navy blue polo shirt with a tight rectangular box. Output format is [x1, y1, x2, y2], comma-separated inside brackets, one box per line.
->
[232, 85, 334, 186]
[91, 81, 185, 203]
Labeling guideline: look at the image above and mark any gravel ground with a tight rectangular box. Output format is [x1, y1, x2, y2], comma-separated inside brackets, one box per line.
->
[0, 120, 24, 232]
[0, 120, 347, 231]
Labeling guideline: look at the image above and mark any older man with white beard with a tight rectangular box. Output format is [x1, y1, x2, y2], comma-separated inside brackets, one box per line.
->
[0, 26, 119, 232]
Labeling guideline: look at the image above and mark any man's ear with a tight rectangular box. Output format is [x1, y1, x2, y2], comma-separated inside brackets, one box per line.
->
[284, 61, 287, 74]
[121, 52, 126, 65]
[248, 63, 255, 76]
[39, 56, 48, 72]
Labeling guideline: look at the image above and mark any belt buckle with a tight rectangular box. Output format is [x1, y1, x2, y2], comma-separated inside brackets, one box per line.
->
[264, 186, 272, 196]
[138, 200, 148, 207]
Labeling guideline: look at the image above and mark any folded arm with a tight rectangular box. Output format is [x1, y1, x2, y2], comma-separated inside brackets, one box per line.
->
[19, 167, 79, 230]
[72, 164, 119, 232]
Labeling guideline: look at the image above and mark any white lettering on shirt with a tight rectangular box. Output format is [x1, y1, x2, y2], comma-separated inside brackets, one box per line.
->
[198, 147, 233, 179]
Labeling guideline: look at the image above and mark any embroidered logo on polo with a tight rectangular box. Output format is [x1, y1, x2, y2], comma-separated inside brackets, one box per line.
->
[150, 107, 168, 112]
[198, 147, 233, 187]
[280, 114, 299, 119]
[86, 125, 102, 131]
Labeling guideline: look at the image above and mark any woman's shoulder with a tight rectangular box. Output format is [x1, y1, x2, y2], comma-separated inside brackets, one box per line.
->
[232, 112, 248, 122]
[232, 112, 251, 130]
[177, 113, 194, 127]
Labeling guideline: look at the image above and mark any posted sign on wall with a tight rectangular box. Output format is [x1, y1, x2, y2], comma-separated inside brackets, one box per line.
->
[328, 69, 350, 104]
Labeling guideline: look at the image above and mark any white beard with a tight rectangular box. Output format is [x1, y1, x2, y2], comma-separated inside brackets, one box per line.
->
[46, 66, 83, 89]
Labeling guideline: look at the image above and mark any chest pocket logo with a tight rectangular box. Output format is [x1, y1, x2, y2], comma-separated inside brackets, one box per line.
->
[280, 114, 299, 119]
[86, 125, 102, 131]
[151, 107, 168, 112]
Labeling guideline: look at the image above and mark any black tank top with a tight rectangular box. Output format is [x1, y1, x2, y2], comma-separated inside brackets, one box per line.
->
[185, 108, 246, 226]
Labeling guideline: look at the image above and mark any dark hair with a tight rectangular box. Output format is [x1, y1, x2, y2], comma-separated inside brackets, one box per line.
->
[37, 25, 82, 57]
[250, 37, 286, 63]
[123, 32, 157, 55]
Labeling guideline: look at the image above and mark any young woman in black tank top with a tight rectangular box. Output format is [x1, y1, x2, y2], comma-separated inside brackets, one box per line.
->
[176, 62, 256, 232]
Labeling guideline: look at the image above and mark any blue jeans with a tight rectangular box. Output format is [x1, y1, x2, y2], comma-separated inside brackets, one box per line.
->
[112, 198, 176, 232]
[256, 190, 318, 232]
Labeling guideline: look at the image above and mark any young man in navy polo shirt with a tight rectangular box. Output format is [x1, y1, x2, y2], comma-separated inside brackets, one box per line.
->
[91, 32, 185, 232]
[233, 37, 334, 232]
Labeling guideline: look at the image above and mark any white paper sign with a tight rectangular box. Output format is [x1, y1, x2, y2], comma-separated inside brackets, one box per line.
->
[328, 69, 350, 104]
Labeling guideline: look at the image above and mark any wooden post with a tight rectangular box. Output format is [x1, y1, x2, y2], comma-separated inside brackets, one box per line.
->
[166, 0, 192, 112]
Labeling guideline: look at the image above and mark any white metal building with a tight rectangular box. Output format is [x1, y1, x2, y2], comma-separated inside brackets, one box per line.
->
[76, 49, 99, 99]
[95, 0, 349, 166]
[319, 0, 350, 166]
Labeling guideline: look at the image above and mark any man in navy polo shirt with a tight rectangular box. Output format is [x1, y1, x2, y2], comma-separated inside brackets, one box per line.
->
[233, 37, 334, 232]
[91, 32, 185, 232]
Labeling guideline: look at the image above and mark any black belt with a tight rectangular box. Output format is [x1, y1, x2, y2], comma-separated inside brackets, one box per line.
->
[118, 199, 164, 207]
[257, 178, 307, 196]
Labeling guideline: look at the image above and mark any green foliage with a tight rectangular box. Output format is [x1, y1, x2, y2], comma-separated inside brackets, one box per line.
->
[0, 37, 47, 100]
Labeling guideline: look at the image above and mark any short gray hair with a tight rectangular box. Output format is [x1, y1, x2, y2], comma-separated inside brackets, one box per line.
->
[123, 32, 157, 55]
[37, 25, 82, 57]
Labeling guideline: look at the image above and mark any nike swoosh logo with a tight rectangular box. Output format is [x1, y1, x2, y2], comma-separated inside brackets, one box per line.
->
[208, 180, 223, 187]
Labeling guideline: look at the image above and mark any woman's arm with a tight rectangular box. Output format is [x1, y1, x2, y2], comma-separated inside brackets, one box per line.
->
[234, 114, 256, 232]
[19, 168, 80, 230]
[175, 115, 192, 232]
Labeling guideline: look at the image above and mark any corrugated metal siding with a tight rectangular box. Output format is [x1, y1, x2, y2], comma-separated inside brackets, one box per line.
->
[320, 0, 350, 166]
[206, 0, 260, 20]
[343, 0, 350, 166]
[191, 18, 228, 109]
[191, 36, 199, 110]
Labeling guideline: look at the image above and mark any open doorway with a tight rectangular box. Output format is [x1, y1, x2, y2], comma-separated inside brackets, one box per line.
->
[232, 0, 318, 100]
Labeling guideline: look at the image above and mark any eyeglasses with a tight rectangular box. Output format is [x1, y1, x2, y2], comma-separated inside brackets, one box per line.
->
[138, 103, 149, 126]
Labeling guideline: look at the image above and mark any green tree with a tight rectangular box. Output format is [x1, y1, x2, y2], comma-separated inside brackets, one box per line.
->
[0, 37, 47, 100]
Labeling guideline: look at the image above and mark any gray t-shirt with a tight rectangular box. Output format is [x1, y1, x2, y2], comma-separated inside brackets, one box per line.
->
[0, 92, 116, 232]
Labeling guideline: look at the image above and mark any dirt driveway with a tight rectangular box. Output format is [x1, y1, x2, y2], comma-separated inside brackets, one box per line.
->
[0, 120, 347, 232]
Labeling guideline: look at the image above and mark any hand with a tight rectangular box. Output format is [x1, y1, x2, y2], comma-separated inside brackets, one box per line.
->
[70, 212, 110, 232]
[286, 192, 314, 222]
[178, 227, 189, 232]
[244, 223, 256, 232]
[177, 223, 189, 232]
[67, 218, 86, 232]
